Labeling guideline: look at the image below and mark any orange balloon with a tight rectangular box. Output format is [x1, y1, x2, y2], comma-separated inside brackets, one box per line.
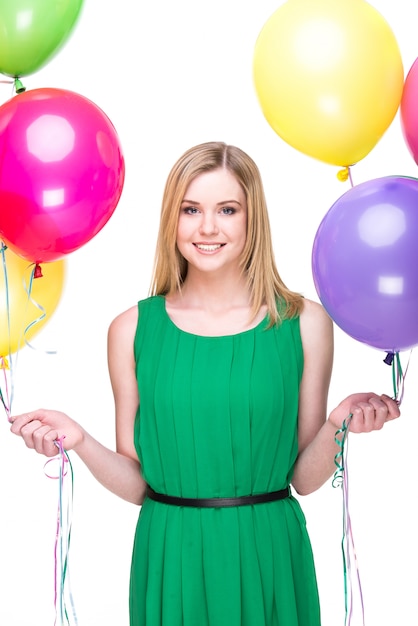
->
[0, 246, 66, 357]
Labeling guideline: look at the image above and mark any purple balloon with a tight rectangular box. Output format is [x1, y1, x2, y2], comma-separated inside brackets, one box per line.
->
[312, 176, 418, 352]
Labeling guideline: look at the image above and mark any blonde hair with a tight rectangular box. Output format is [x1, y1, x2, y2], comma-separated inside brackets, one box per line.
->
[150, 141, 304, 324]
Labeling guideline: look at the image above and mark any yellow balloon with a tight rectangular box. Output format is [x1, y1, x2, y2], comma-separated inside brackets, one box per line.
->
[0, 247, 66, 357]
[253, 0, 404, 167]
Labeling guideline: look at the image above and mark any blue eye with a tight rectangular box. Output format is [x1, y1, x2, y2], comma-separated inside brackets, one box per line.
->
[220, 207, 236, 215]
[183, 206, 199, 214]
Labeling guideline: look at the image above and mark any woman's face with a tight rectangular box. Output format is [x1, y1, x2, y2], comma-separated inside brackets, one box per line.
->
[176, 168, 247, 277]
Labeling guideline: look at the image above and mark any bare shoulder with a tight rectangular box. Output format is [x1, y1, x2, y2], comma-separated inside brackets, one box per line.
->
[108, 304, 139, 343]
[300, 298, 333, 333]
[299, 299, 334, 393]
[299, 298, 334, 358]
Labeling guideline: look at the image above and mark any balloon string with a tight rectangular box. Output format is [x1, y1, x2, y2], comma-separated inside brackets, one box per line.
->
[23, 263, 57, 355]
[0, 357, 12, 418]
[0, 242, 15, 417]
[0, 246, 48, 419]
[0, 78, 15, 99]
[44, 438, 78, 626]
[383, 350, 412, 406]
[333, 415, 365, 626]
[391, 351, 411, 406]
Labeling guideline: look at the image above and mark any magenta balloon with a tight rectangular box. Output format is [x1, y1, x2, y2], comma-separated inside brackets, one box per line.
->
[0, 88, 125, 263]
[400, 57, 418, 165]
[312, 176, 418, 353]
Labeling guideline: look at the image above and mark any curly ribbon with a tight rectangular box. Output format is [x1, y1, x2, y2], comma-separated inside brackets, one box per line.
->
[22, 263, 58, 355]
[44, 438, 78, 626]
[333, 415, 365, 626]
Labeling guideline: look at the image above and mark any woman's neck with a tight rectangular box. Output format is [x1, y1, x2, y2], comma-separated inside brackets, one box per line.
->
[176, 271, 251, 312]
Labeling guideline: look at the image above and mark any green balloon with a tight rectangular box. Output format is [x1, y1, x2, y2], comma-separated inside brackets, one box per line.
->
[0, 0, 84, 77]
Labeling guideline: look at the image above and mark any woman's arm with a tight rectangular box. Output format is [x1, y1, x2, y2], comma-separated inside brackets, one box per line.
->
[10, 305, 147, 505]
[291, 299, 400, 496]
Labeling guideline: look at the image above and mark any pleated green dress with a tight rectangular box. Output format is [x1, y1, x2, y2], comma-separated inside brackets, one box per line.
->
[130, 296, 320, 626]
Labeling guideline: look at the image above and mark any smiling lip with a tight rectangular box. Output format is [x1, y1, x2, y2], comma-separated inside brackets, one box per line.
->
[193, 243, 225, 252]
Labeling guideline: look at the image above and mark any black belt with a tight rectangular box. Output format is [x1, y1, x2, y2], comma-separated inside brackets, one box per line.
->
[146, 485, 290, 508]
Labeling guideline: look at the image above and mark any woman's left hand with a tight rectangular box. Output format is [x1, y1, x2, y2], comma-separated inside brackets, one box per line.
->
[328, 393, 400, 433]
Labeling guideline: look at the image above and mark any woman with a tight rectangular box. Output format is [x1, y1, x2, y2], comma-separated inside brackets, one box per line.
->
[10, 142, 400, 625]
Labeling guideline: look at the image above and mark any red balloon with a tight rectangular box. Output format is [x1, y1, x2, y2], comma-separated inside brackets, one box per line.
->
[0, 88, 125, 263]
[400, 57, 418, 165]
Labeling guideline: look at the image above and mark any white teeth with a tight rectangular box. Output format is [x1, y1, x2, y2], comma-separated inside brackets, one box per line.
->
[195, 244, 222, 251]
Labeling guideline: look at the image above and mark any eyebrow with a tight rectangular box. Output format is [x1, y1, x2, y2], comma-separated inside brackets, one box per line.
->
[181, 199, 242, 206]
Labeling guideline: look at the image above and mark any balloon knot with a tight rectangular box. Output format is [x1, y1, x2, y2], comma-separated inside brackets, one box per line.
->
[383, 352, 395, 365]
[336, 167, 350, 182]
[34, 264, 43, 278]
[14, 77, 26, 94]
[0, 356, 10, 370]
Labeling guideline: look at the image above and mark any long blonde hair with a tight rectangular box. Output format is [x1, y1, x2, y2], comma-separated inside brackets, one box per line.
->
[150, 141, 304, 324]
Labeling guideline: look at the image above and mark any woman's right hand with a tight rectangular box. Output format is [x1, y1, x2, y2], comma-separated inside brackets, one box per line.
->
[10, 409, 85, 457]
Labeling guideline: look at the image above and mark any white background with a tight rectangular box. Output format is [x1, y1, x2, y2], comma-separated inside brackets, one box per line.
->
[0, 1, 416, 624]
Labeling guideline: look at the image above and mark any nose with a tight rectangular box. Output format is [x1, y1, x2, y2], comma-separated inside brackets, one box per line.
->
[199, 211, 219, 236]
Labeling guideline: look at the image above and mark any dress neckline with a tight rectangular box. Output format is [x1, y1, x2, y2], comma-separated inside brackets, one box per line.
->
[158, 295, 268, 339]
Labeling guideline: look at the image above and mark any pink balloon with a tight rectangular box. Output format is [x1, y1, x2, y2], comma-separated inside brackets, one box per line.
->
[0, 88, 125, 263]
[400, 57, 418, 165]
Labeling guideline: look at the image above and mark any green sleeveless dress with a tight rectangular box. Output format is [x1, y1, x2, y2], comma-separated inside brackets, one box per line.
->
[130, 296, 320, 626]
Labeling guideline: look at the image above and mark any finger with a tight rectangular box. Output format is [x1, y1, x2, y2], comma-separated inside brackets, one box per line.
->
[380, 394, 401, 419]
[350, 405, 369, 432]
[351, 402, 381, 432]
[19, 419, 44, 449]
[43, 429, 62, 457]
[32, 425, 59, 455]
[359, 404, 374, 431]
[10, 412, 36, 434]
[368, 398, 388, 429]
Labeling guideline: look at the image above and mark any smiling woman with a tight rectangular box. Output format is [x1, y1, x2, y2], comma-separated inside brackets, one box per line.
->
[9, 140, 401, 626]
